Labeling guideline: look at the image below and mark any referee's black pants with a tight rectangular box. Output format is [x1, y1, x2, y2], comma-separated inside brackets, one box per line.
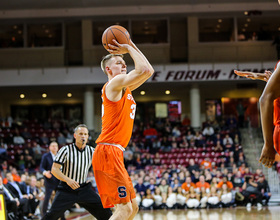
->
[42, 183, 112, 220]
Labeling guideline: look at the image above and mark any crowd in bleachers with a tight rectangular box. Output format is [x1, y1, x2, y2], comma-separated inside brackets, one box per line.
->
[0, 115, 273, 219]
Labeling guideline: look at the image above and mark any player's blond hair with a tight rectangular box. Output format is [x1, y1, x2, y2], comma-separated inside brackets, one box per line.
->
[101, 54, 124, 75]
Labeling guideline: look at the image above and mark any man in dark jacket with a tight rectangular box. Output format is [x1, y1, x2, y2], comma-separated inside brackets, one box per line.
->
[257, 174, 271, 206]
[39, 142, 61, 217]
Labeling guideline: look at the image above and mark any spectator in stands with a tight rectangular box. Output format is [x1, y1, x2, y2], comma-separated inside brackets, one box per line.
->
[21, 127, 32, 140]
[216, 176, 233, 189]
[199, 187, 209, 208]
[4, 167, 21, 184]
[233, 133, 241, 145]
[153, 187, 164, 209]
[210, 177, 218, 188]
[166, 186, 177, 209]
[202, 124, 215, 142]
[141, 188, 154, 210]
[242, 167, 253, 178]
[143, 125, 158, 139]
[179, 135, 189, 148]
[134, 178, 146, 197]
[181, 176, 196, 193]
[18, 155, 25, 171]
[170, 178, 180, 192]
[27, 176, 42, 217]
[57, 132, 66, 146]
[25, 155, 36, 173]
[49, 132, 57, 143]
[5, 172, 34, 218]
[178, 171, 186, 184]
[200, 157, 212, 170]
[160, 136, 172, 152]
[186, 186, 200, 209]
[214, 140, 223, 152]
[40, 132, 49, 145]
[147, 178, 157, 194]
[204, 170, 212, 184]
[176, 187, 186, 209]
[172, 126, 181, 138]
[196, 175, 210, 191]
[223, 134, 233, 146]
[141, 153, 153, 167]
[257, 174, 271, 206]
[194, 131, 204, 147]
[192, 171, 200, 184]
[158, 179, 169, 194]
[188, 158, 199, 176]
[185, 130, 194, 142]
[219, 183, 233, 207]
[13, 129, 25, 145]
[207, 186, 221, 208]
[237, 153, 247, 167]
[242, 175, 263, 208]
[214, 133, 223, 145]
[0, 176, 27, 220]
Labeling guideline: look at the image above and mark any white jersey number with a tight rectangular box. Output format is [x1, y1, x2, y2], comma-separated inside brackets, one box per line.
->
[102, 103, 136, 119]
[130, 104, 136, 119]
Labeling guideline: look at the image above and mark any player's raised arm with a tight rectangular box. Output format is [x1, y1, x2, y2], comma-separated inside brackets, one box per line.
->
[107, 39, 154, 91]
[234, 70, 272, 82]
[259, 63, 280, 167]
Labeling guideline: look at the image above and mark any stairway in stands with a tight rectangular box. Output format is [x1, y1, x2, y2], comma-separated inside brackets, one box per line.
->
[240, 126, 280, 205]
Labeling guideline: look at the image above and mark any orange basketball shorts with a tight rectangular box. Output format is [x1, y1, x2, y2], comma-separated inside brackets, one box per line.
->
[274, 125, 280, 154]
[92, 144, 136, 208]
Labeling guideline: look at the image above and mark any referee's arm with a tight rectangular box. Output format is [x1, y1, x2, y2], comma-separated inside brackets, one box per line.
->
[51, 162, 80, 190]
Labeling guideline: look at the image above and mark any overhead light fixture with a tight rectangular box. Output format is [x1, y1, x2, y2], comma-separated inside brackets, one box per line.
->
[20, 94, 25, 99]
[165, 90, 170, 95]
[140, 91, 145, 95]
[42, 93, 47, 98]
[67, 93, 72, 98]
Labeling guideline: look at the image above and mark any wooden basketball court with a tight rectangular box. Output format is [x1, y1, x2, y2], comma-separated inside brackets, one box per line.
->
[66, 206, 280, 220]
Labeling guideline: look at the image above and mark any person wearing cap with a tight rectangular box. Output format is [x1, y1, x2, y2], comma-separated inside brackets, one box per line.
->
[257, 174, 271, 206]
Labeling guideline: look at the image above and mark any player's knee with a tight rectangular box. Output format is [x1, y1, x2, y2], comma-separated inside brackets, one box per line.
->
[122, 204, 133, 216]
[132, 202, 139, 214]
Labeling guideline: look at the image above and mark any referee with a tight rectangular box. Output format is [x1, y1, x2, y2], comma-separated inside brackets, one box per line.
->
[42, 124, 112, 220]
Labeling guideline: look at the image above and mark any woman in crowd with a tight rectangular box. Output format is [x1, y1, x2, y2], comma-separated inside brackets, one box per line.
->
[153, 187, 164, 209]
[141, 188, 154, 210]
[199, 187, 209, 208]
[186, 186, 200, 209]
[219, 183, 233, 207]
[166, 186, 177, 209]
[207, 186, 221, 208]
[176, 187, 186, 209]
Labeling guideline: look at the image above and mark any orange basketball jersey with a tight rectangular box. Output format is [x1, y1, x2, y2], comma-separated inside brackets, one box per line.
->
[274, 61, 280, 126]
[96, 83, 136, 148]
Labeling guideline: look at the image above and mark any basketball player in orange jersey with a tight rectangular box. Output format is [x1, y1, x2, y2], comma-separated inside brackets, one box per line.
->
[234, 60, 280, 168]
[92, 38, 154, 220]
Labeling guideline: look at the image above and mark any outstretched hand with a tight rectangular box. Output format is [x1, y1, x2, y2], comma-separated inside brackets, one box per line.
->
[234, 70, 258, 80]
[107, 39, 130, 55]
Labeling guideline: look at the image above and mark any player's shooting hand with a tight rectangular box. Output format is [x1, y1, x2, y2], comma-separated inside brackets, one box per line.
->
[66, 179, 80, 190]
[264, 70, 272, 82]
[234, 70, 257, 80]
[107, 39, 130, 54]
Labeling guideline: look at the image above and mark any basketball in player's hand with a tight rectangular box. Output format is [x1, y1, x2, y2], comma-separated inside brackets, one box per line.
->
[102, 25, 130, 51]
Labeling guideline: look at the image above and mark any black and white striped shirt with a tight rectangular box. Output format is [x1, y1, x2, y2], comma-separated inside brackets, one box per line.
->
[54, 143, 94, 184]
